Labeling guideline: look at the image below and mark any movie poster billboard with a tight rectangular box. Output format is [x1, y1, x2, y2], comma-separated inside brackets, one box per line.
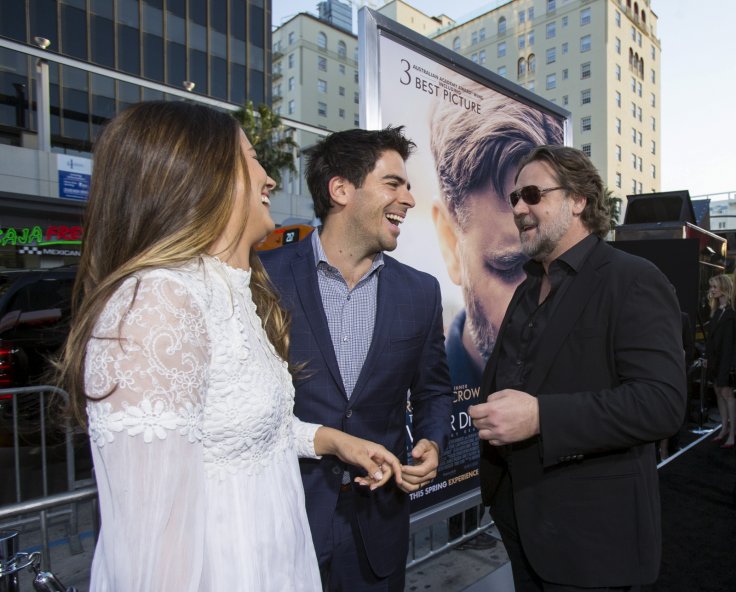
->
[358, 9, 571, 512]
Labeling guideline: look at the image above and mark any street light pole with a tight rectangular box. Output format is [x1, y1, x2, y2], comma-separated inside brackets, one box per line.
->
[33, 36, 51, 152]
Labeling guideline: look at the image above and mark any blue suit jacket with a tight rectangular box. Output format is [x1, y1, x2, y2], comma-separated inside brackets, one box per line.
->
[260, 236, 453, 577]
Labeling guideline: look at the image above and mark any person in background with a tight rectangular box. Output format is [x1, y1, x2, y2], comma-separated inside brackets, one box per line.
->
[56, 101, 403, 591]
[260, 126, 453, 591]
[706, 274, 736, 448]
[470, 145, 687, 591]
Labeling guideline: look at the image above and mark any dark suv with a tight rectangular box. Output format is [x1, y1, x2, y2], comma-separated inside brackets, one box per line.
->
[0, 267, 76, 388]
[0, 267, 76, 445]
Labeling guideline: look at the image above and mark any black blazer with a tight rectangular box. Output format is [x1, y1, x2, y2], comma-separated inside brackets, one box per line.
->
[479, 238, 687, 587]
[705, 305, 735, 386]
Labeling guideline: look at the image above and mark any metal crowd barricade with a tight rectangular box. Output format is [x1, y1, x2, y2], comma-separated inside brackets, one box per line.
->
[407, 489, 495, 569]
[0, 386, 91, 571]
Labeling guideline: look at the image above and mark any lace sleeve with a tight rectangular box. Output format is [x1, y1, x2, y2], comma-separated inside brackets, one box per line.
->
[292, 416, 322, 460]
[85, 273, 210, 591]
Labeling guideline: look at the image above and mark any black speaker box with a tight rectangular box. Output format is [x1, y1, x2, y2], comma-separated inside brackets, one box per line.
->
[623, 190, 695, 225]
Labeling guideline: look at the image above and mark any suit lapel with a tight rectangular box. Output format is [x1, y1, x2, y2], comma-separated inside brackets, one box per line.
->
[290, 240, 347, 396]
[525, 240, 608, 392]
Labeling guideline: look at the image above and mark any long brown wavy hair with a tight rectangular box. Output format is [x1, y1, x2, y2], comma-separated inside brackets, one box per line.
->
[55, 101, 291, 426]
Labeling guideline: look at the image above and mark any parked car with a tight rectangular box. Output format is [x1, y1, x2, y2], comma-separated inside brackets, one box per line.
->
[0, 266, 76, 447]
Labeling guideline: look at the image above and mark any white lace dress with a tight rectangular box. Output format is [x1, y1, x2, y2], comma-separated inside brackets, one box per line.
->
[84, 256, 322, 591]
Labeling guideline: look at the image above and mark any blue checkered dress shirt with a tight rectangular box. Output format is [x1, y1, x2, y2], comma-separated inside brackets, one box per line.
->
[311, 228, 383, 399]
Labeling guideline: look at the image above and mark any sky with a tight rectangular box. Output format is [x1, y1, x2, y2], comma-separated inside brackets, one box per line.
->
[272, 1, 736, 199]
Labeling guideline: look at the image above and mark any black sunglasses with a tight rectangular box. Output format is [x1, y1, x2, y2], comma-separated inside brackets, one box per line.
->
[508, 185, 565, 208]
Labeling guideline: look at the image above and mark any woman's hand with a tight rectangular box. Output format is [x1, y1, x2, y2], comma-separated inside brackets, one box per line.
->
[314, 427, 403, 490]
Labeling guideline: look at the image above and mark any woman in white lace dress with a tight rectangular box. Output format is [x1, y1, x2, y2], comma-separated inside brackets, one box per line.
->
[56, 102, 403, 591]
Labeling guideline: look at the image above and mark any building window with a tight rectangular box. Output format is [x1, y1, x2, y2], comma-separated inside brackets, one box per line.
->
[453, 37, 461, 50]
[651, 140, 656, 154]
[317, 32, 327, 50]
[651, 116, 656, 131]
[518, 57, 527, 77]
[354, 114, 359, 126]
[288, 53, 295, 68]
[288, 31, 295, 45]
[632, 179, 638, 194]
[528, 53, 536, 73]
[546, 47, 556, 64]
[339, 86, 345, 96]
[519, 35, 526, 49]
[529, 30, 535, 46]
[339, 64, 345, 74]
[616, 173, 622, 188]
[632, 127, 637, 142]
[651, 69, 656, 83]
[638, 106, 642, 121]
[631, 101, 637, 117]
[615, 11, 621, 27]
[339, 108, 345, 118]
[615, 37, 621, 55]
[519, 10, 526, 24]
[288, 76, 295, 91]
[582, 143, 591, 157]
[546, 73, 556, 89]
[337, 41, 347, 58]
[581, 88, 591, 104]
[472, 30, 478, 45]
[528, 7, 535, 20]
[472, 53, 478, 63]
[562, 95, 568, 106]
[354, 91, 359, 104]
[479, 49, 486, 64]
[580, 35, 591, 52]
[631, 153, 637, 168]
[562, 15, 568, 27]
[498, 41, 507, 57]
[562, 68, 568, 80]
[616, 145, 622, 161]
[615, 64, 621, 81]
[562, 42, 568, 54]
[581, 61, 591, 79]
[581, 116, 591, 131]
[318, 56, 326, 71]
[498, 17, 507, 35]
[546, 22, 556, 39]
[615, 91, 621, 107]
[318, 79, 327, 93]
[498, 65, 507, 77]
[318, 101, 327, 117]
[616, 117, 621, 134]
[638, 81, 642, 97]
[288, 99, 295, 114]
[651, 45, 656, 60]
[580, 7, 591, 26]
[480, 27, 486, 41]
[354, 70, 359, 83]
[547, 0, 556, 12]
[638, 131, 643, 146]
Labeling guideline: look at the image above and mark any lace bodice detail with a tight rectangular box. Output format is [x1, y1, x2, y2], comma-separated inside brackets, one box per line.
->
[85, 257, 318, 479]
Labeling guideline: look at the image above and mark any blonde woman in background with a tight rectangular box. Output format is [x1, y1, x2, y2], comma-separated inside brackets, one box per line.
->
[706, 273, 736, 448]
[56, 101, 402, 591]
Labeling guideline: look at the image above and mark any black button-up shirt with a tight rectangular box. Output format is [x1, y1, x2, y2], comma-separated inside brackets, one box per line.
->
[495, 234, 599, 392]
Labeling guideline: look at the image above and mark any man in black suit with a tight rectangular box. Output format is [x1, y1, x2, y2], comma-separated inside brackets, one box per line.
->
[469, 145, 687, 591]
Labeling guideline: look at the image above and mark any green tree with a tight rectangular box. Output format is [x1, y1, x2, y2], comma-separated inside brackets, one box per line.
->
[606, 188, 622, 230]
[233, 101, 297, 188]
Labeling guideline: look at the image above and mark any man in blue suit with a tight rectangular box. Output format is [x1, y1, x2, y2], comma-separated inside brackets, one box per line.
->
[260, 127, 453, 591]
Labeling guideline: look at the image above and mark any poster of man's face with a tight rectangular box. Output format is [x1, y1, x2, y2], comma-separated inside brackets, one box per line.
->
[378, 36, 565, 375]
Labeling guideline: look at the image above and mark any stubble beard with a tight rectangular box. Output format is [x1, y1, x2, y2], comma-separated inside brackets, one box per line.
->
[464, 289, 497, 363]
[518, 198, 573, 261]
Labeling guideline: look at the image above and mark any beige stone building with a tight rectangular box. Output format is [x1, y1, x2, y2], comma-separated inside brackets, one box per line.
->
[271, 0, 661, 221]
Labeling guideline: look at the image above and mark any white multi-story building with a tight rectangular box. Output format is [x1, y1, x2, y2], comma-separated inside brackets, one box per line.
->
[271, 0, 662, 221]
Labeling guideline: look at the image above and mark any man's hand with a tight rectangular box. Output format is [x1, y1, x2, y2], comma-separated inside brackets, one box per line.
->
[468, 389, 540, 445]
[399, 438, 440, 493]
